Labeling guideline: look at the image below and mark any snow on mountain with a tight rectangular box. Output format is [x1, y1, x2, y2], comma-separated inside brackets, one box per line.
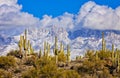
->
[0, 26, 120, 59]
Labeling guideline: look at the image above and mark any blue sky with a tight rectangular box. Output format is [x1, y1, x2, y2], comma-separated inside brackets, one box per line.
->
[0, 0, 120, 31]
[18, 0, 120, 18]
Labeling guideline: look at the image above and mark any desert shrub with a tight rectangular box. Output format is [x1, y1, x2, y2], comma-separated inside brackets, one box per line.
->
[36, 56, 56, 68]
[24, 56, 36, 66]
[85, 50, 94, 58]
[0, 56, 16, 70]
[14, 68, 22, 73]
[63, 70, 81, 78]
[0, 69, 12, 78]
[97, 68, 113, 78]
[7, 50, 23, 59]
[58, 51, 66, 62]
[53, 69, 81, 78]
[98, 50, 111, 60]
[22, 68, 39, 78]
[40, 64, 57, 78]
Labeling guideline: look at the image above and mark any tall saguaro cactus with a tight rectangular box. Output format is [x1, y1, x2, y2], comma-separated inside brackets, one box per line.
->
[66, 44, 71, 65]
[112, 44, 115, 62]
[47, 43, 50, 57]
[23, 29, 28, 58]
[53, 36, 59, 64]
[29, 43, 34, 54]
[60, 42, 64, 52]
[117, 53, 120, 72]
[102, 32, 106, 52]
[18, 36, 23, 55]
[44, 41, 47, 56]
[39, 49, 42, 58]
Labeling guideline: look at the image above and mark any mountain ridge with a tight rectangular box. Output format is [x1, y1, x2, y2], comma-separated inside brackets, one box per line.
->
[0, 27, 120, 59]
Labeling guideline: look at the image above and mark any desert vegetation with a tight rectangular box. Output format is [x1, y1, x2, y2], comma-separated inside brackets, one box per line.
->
[0, 30, 120, 78]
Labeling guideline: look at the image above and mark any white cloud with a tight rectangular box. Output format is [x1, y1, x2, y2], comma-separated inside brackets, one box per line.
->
[0, 0, 40, 29]
[0, 0, 120, 34]
[39, 12, 74, 31]
[75, 1, 120, 30]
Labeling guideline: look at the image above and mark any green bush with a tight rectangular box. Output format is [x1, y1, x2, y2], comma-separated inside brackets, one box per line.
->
[0, 56, 16, 70]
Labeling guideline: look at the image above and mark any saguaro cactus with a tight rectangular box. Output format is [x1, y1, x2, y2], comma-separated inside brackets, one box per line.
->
[112, 44, 115, 62]
[53, 36, 59, 64]
[60, 42, 64, 53]
[29, 43, 34, 54]
[44, 41, 47, 56]
[46, 43, 50, 57]
[117, 53, 120, 72]
[102, 32, 106, 52]
[95, 51, 99, 60]
[66, 44, 71, 65]
[23, 29, 28, 58]
[18, 29, 34, 58]
[39, 49, 42, 58]
[18, 35, 23, 55]
[58, 42, 66, 62]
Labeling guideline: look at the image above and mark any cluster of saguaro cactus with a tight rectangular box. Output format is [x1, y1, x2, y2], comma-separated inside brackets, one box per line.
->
[18, 29, 34, 58]
[101, 32, 120, 72]
[53, 36, 71, 64]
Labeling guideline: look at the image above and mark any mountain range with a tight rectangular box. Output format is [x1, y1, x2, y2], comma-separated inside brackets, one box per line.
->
[0, 26, 120, 59]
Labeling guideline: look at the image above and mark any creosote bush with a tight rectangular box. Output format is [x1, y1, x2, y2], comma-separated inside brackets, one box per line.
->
[0, 56, 16, 70]
[24, 56, 36, 66]
[0, 69, 12, 78]
[7, 50, 23, 59]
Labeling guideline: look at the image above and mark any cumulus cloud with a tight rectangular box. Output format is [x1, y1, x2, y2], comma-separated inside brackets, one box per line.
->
[0, 0, 120, 34]
[39, 12, 74, 30]
[75, 1, 120, 30]
[39, 1, 120, 31]
[0, 0, 40, 30]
